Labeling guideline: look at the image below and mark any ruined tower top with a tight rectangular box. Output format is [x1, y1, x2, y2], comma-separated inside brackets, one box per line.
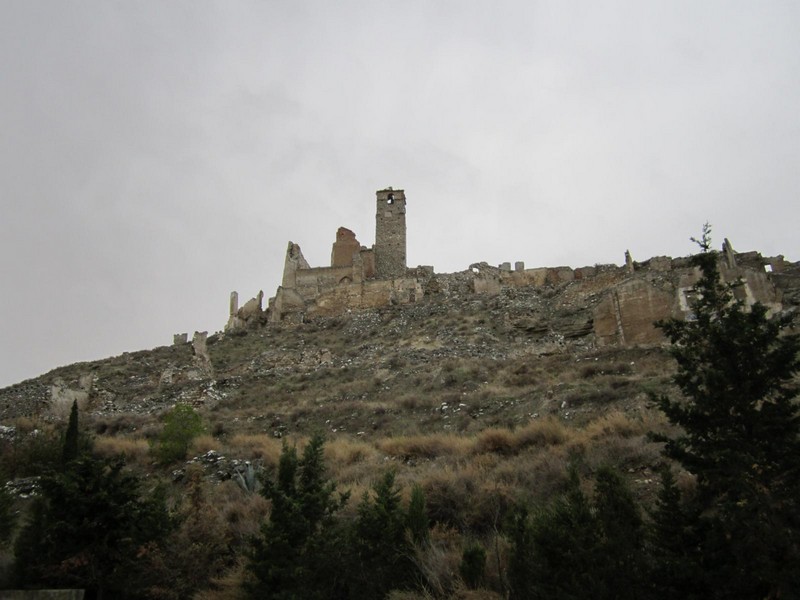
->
[374, 188, 407, 278]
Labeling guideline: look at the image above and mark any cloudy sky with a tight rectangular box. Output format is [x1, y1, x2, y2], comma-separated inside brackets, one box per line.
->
[1, 1, 799, 388]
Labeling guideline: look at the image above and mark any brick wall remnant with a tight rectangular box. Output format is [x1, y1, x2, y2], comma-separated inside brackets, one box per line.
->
[331, 227, 361, 268]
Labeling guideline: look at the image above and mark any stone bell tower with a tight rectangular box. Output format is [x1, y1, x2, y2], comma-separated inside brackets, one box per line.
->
[374, 188, 407, 278]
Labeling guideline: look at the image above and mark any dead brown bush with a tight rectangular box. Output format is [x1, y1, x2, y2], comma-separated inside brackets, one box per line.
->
[379, 434, 471, 460]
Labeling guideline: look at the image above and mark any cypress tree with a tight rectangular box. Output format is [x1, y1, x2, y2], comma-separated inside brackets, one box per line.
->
[247, 433, 349, 600]
[351, 470, 416, 599]
[62, 399, 79, 465]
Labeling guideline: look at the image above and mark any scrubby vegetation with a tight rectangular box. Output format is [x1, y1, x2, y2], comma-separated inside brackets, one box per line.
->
[1, 232, 798, 598]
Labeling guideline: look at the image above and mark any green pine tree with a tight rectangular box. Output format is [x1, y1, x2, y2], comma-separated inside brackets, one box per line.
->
[507, 506, 537, 600]
[351, 470, 417, 599]
[13, 455, 171, 599]
[655, 224, 800, 598]
[508, 466, 648, 600]
[592, 466, 647, 600]
[152, 403, 205, 464]
[511, 468, 602, 600]
[246, 433, 349, 600]
[648, 467, 704, 600]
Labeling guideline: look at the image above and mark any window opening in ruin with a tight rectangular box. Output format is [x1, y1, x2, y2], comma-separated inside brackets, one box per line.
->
[765, 264, 774, 272]
[387, 193, 394, 204]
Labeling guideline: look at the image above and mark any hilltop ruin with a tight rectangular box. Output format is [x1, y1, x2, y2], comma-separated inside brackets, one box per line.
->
[223, 188, 800, 347]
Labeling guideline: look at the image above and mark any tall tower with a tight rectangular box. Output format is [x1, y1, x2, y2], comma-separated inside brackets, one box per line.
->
[374, 188, 407, 278]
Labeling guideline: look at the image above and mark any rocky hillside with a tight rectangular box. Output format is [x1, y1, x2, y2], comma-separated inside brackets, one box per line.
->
[3, 248, 798, 598]
[1, 275, 672, 432]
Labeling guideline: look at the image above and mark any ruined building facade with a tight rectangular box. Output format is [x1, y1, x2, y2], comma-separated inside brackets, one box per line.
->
[223, 187, 800, 347]
[226, 188, 420, 328]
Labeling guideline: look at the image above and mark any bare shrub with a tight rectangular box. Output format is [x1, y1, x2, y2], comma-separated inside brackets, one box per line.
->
[212, 480, 270, 549]
[584, 435, 662, 472]
[93, 436, 150, 464]
[398, 394, 438, 410]
[13, 416, 36, 434]
[324, 437, 379, 467]
[502, 362, 539, 387]
[514, 417, 571, 448]
[421, 469, 513, 532]
[193, 559, 250, 600]
[411, 525, 463, 597]
[92, 413, 149, 436]
[190, 434, 219, 456]
[379, 434, 471, 460]
[473, 429, 517, 456]
[583, 411, 641, 440]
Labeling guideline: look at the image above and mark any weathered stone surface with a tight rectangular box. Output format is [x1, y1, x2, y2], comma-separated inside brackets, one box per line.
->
[253, 188, 795, 346]
[49, 376, 92, 417]
[331, 227, 361, 268]
[375, 188, 407, 278]
[594, 279, 675, 346]
[282, 242, 311, 288]
[173, 333, 188, 345]
[191, 331, 213, 377]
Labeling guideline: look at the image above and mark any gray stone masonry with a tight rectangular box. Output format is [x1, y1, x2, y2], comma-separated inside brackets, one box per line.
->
[374, 188, 407, 278]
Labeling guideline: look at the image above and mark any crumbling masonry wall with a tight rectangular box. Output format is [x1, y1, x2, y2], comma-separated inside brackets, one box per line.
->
[244, 188, 797, 345]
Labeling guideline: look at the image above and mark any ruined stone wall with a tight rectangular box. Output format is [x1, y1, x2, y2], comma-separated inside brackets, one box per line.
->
[256, 188, 796, 345]
[593, 252, 784, 346]
[331, 227, 362, 268]
[374, 188, 407, 278]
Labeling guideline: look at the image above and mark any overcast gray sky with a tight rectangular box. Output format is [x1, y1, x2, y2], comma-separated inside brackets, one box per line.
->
[2, 1, 799, 388]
